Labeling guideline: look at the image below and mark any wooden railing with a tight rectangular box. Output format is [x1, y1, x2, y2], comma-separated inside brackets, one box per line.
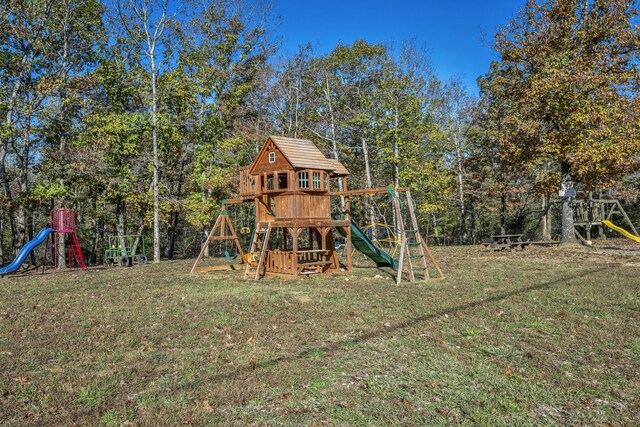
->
[239, 166, 255, 195]
[265, 249, 334, 274]
[266, 250, 293, 274]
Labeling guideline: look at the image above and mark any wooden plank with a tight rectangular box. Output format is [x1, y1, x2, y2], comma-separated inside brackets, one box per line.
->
[345, 195, 353, 273]
[291, 227, 300, 278]
[421, 240, 445, 280]
[193, 265, 242, 273]
[406, 190, 429, 280]
[225, 197, 256, 205]
[190, 212, 224, 274]
[393, 195, 414, 284]
[254, 223, 272, 281]
[616, 200, 640, 236]
[262, 220, 349, 228]
[330, 187, 410, 197]
[244, 223, 263, 279]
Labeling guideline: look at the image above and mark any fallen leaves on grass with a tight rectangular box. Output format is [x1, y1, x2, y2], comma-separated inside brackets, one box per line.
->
[582, 398, 594, 408]
[202, 400, 214, 413]
[279, 391, 292, 399]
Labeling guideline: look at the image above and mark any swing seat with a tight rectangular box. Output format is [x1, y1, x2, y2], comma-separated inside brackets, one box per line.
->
[242, 253, 257, 267]
[224, 250, 238, 261]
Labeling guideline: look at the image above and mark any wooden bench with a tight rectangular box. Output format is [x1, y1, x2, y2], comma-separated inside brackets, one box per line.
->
[297, 260, 335, 274]
[484, 234, 531, 251]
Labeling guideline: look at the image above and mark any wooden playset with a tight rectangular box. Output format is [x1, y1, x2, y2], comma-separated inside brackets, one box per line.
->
[570, 194, 639, 242]
[191, 136, 443, 283]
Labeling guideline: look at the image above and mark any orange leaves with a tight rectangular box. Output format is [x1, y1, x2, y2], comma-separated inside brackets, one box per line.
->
[478, 0, 640, 187]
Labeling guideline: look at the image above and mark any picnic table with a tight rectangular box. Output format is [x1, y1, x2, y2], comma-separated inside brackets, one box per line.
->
[484, 234, 531, 251]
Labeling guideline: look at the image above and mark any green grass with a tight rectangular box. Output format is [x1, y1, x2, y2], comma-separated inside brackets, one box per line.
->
[0, 243, 639, 425]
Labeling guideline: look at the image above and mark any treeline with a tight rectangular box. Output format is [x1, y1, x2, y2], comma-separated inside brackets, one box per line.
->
[1, 0, 639, 265]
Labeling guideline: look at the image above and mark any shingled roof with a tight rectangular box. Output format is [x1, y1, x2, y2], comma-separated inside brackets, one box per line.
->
[250, 136, 349, 176]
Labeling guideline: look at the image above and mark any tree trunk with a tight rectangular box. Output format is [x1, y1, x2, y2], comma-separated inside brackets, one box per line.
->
[324, 75, 344, 209]
[541, 194, 552, 240]
[90, 212, 99, 265]
[469, 200, 477, 244]
[117, 202, 126, 252]
[560, 161, 577, 245]
[165, 211, 179, 259]
[500, 192, 507, 235]
[56, 5, 71, 269]
[0, 218, 4, 264]
[455, 134, 467, 244]
[2, 51, 31, 255]
[27, 211, 35, 266]
[393, 104, 400, 188]
[132, 222, 145, 257]
[151, 56, 161, 263]
[203, 229, 210, 257]
[361, 135, 375, 225]
[431, 213, 439, 245]
[0, 145, 18, 253]
[165, 158, 185, 259]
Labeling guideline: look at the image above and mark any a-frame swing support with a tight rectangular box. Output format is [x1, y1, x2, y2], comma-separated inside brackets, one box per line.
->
[190, 205, 245, 274]
[334, 186, 444, 283]
[389, 188, 444, 284]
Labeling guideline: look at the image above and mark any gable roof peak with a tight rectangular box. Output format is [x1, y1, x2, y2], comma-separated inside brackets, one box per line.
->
[249, 136, 349, 176]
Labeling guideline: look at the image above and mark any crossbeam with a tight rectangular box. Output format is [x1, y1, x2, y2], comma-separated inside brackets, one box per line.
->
[330, 187, 410, 197]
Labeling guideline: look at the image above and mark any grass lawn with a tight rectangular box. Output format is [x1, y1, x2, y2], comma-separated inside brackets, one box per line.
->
[1, 242, 639, 426]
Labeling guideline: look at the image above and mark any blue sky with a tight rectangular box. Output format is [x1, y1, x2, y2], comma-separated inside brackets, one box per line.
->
[272, 0, 525, 93]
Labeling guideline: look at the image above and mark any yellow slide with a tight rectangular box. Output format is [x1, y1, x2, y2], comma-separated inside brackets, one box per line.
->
[601, 220, 640, 243]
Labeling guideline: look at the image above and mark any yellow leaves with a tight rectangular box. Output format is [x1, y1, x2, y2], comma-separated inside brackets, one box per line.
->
[202, 400, 214, 413]
[479, 0, 640, 188]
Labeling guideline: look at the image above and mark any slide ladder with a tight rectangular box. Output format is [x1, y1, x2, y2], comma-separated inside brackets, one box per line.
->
[244, 222, 271, 280]
[68, 232, 87, 270]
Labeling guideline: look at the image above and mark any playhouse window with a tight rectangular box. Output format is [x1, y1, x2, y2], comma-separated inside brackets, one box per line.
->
[298, 171, 309, 188]
[277, 173, 288, 190]
[268, 152, 276, 163]
[266, 175, 274, 191]
[313, 172, 321, 189]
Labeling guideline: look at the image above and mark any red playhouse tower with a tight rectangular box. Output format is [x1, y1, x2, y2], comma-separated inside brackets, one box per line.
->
[50, 209, 87, 271]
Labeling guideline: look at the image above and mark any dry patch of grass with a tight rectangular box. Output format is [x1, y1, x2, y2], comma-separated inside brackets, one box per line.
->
[1, 243, 639, 425]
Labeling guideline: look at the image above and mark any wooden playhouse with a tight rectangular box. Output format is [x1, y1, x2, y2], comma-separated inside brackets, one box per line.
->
[191, 135, 443, 282]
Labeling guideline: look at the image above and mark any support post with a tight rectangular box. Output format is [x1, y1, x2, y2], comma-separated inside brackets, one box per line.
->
[190, 210, 224, 274]
[345, 195, 352, 273]
[292, 227, 299, 276]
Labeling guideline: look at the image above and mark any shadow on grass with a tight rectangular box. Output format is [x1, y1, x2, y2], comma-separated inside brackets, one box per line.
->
[1, 264, 113, 279]
[214, 266, 607, 381]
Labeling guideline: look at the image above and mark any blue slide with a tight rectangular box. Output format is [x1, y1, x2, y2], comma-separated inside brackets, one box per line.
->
[0, 228, 55, 276]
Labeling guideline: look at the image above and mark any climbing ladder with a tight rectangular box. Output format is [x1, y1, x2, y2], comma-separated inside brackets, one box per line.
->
[391, 188, 444, 284]
[244, 222, 272, 280]
[67, 233, 87, 270]
[51, 209, 87, 272]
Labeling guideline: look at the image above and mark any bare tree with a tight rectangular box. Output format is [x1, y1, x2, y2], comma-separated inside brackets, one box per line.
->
[116, 0, 178, 262]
